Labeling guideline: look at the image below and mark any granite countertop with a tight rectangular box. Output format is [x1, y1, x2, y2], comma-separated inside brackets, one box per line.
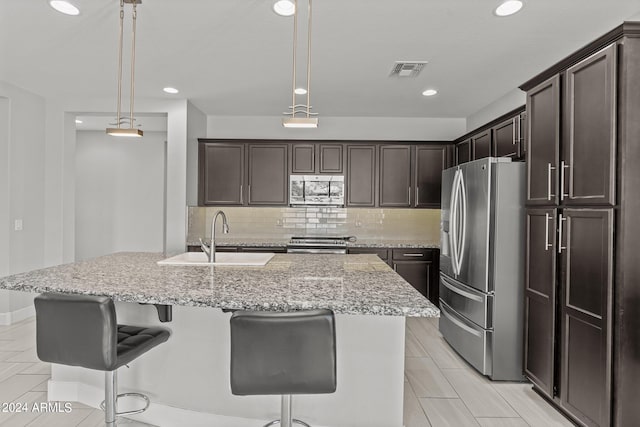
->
[0, 253, 439, 317]
[188, 237, 440, 249]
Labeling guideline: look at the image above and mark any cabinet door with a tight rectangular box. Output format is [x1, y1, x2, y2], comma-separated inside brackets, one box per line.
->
[456, 139, 471, 165]
[379, 145, 412, 207]
[526, 75, 560, 205]
[198, 143, 244, 205]
[291, 144, 315, 174]
[414, 145, 447, 208]
[472, 130, 492, 159]
[346, 145, 377, 207]
[319, 144, 343, 173]
[562, 44, 616, 207]
[559, 209, 612, 427]
[247, 144, 288, 205]
[393, 260, 430, 297]
[524, 208, 557, 398]
[493, 117, 519, 158]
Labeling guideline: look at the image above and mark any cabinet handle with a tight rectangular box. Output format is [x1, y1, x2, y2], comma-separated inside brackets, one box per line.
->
[560, 161, 570, 201]
[558, 214, 567, 254]
[248, 185, 251, 202]
[544, 213, 552, 251]
[402, 253, 424, 257]
[408, 187, 411, 204]
[240, 185, 243, 203]
[415, 186, 419, 206]
[512, 117, 517, 145]
[547, 163, 556, 201]
[393, 264, 398, 272]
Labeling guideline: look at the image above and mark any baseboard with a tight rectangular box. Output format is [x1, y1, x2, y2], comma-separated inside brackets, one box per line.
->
[48, 380, 332, 427]
[0, 305, 35, 325]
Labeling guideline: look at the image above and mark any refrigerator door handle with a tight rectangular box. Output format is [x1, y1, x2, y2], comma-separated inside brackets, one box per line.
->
[450, 170, 460, 275]
[440, 303, 482, 337]
[441, 275, 483, 302]
[456, 170, 467, 273]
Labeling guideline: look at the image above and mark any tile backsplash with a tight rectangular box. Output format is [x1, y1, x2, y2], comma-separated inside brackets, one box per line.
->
[187, 206, 440, 242]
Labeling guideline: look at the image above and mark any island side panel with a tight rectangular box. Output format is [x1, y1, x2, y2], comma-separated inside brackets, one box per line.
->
[48, 302, 406, 427]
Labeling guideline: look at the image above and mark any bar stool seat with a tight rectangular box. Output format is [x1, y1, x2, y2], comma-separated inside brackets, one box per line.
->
[230, 309, 337, 427]
[34, 293, 170, 427]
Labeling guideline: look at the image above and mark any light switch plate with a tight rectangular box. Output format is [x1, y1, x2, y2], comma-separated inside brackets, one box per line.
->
[14, 219, 22, 231]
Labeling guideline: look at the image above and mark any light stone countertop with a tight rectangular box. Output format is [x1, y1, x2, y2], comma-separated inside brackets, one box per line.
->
[0, 252, 439, 317]
[187, 237, 440, 249]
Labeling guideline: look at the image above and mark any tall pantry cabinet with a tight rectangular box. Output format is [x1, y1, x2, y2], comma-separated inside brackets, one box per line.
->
[521, 22, 640, 427]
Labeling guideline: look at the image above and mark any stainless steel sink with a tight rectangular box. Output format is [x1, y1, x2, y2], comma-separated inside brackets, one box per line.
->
[157, 252, 275, 266]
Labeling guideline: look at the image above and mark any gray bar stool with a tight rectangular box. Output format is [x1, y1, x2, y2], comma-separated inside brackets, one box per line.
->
[34, 293, 170, 427]
[230, 309, 337, 427]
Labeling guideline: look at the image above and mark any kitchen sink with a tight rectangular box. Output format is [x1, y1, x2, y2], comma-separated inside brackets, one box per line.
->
[157, 252, 275, 266]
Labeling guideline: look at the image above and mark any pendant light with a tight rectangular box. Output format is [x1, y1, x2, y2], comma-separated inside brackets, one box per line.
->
[282, 0, 318, 128]
[106, 0, 143, 137]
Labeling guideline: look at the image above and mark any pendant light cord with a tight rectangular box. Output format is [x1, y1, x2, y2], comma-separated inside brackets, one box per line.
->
[306, 0, 312, 118]
[130, 2, 137, 130]
[116, 0, 124, 129]
[291, 0, 298, 117]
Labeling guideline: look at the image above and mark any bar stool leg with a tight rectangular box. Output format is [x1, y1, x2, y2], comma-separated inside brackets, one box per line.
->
[281, 395, 292, 427]
[105, 370, 117, 427]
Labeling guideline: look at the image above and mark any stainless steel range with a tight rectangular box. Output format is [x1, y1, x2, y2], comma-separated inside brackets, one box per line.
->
[286, 236, 355, 254]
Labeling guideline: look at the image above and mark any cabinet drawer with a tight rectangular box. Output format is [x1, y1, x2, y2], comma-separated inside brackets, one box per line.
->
[392, 249, 432, 261]
[347, 248, 389, 261]
[440, 273, 492, 329]
[439, 301, 492, 376]
[239, 247, 287, 253]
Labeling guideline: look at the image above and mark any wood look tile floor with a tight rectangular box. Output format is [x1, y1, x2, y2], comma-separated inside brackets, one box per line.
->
[0, 317, 574, 427]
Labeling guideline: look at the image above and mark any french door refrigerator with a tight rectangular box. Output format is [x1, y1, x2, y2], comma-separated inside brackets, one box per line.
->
[439, 157, 525, 381]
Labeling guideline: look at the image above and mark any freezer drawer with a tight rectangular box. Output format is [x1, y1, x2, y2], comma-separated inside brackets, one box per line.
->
[439, 301, 492, 376]
[440, 273, 493, 329]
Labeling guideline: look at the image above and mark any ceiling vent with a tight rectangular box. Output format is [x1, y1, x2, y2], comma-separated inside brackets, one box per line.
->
[389, 61, 428, 77]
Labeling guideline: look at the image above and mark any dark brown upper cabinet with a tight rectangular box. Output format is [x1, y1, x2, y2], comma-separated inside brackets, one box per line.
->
[414, 145, 448, 208]
[472, 130, 492, 159]
[291, 144, 315, 173]
[456, 139, 472, 165]
[198, 142, 244, 206]
[493, 113, 526, 159]
[379, 145, 412, 207]
[246, 144, 288, 206]
[291, 143, 343, 174]
[526, 75, 561, 206]
[561, 44, 616, 207]
[559, 209, 613, 427]
[346, 145, 377, 207]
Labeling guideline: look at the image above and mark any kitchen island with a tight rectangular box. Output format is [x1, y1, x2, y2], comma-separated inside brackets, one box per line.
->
[0, 252, 439, 427]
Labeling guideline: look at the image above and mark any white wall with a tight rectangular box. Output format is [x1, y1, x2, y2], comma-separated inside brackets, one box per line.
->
[206, 116, 465, 141]
[75, 131, 166, 261]
[187, 102, 207, 206]
[0, 82, 47, 315]
[466, 88, 526, 132]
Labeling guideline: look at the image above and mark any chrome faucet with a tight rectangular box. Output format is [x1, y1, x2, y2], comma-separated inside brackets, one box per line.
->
[199, 210, 230, 262]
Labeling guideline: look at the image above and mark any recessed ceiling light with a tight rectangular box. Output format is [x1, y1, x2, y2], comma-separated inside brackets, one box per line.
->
[75, 119, 83, 124]
[49, 1, 80, 16]
[273, 0, 295, 17]
[163, 87, 179, 94]
[422, 89, 438, 97]
[294, 88, 307, 95]
[494, 0, 523, 17]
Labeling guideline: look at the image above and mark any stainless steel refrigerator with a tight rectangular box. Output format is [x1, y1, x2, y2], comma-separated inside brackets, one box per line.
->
[439, 157, 525, 381]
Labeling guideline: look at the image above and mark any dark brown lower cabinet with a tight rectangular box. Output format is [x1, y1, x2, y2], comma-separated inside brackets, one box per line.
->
[559, 209, 612, 427]
[525, 208, 613, 427]
[524, 208, 557, 398]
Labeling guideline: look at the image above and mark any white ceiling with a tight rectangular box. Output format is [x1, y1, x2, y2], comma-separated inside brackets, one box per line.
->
[2, 1, 639, 119]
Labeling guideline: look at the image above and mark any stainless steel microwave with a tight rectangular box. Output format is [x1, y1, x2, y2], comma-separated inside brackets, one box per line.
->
[289, 175, 345, 206]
